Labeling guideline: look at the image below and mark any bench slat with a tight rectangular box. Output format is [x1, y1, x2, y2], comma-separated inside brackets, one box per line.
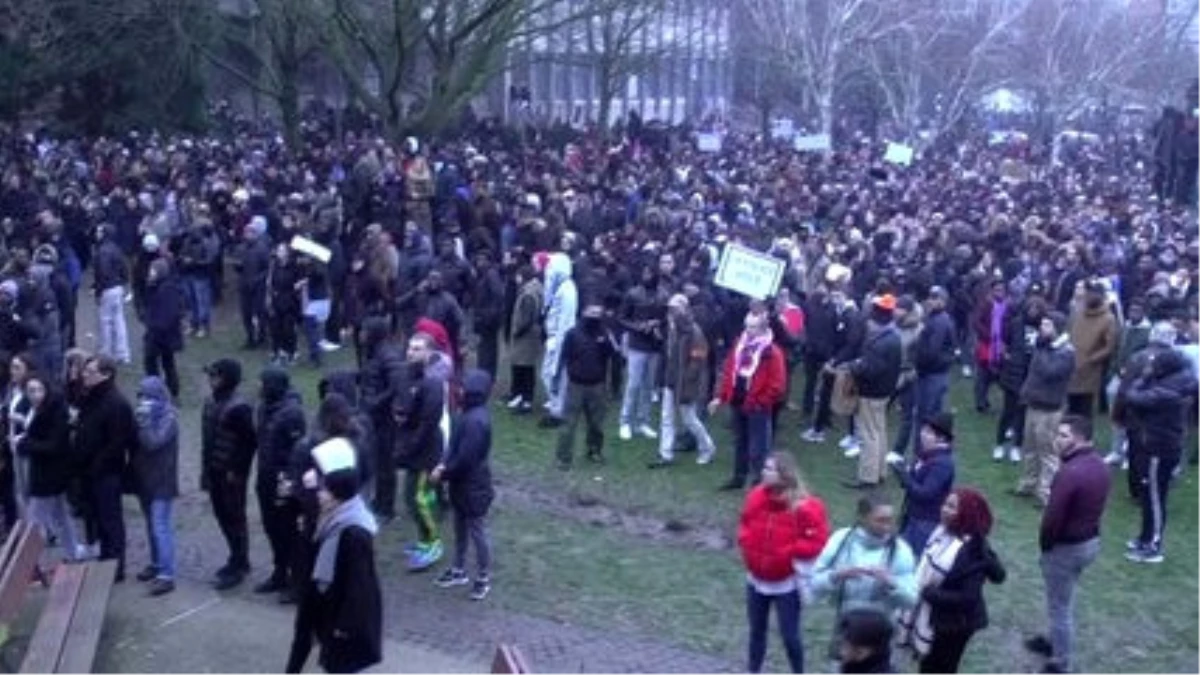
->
[0, 524, 44, 625]
[55, 559, 117, 674]
[19, 563, 85, 674]
[491, 644, 531, 674]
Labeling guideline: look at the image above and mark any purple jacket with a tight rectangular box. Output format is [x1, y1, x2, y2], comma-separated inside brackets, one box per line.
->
[1039, 445, 1111, 551]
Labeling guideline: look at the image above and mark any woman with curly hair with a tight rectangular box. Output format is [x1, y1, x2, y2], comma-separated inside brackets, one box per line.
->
[899, 487, 1006, 673]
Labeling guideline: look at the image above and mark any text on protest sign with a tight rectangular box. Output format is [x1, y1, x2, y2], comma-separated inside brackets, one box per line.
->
[883, 142, 915, 166]
[290, 235, 332, 263]
[793, 134, 832, 152]
[696, 133, 722, 152]
[714, 244, 786, 300]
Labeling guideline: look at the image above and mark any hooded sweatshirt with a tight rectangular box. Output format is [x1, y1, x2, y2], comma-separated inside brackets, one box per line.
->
[442, 369, 495, 518]
[133, 376, 180, 500]
[256, 366, 307, 485]
[542, 253, 578, 371]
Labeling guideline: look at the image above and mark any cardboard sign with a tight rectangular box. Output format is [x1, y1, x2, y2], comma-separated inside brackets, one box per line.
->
[714, 243, 786, 300]
[884, 142, 915, 166]
[771, 119, 795, 140]
[697, 133, 722, 152]
[290, 235, 331, 263]
[793, 133, 832, 152]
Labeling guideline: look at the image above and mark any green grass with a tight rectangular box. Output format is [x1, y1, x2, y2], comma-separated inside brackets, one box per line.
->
[98, 292, 1198, 674]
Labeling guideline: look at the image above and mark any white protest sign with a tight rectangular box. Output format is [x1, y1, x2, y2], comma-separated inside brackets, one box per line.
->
[793, 133, 832, 152]
[770, 118, 795, 140]
[884, 142, 915, 166]
[697, 132, 722, 152]
[714, 243, 786, 300]
[290, 235, 331, 263]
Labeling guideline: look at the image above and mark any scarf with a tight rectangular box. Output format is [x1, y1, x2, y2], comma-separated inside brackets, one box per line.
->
[312, 495, 378, 593]
[734, 330, 775, 379]
[989, 300, 1007, 364]
[899, 526, 964, 659]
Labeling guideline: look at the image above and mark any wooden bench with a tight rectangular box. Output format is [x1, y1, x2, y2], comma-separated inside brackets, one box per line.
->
[19, 559, 117, 673]
[0, 521, 47, 644]
[491, 643, 531, 674]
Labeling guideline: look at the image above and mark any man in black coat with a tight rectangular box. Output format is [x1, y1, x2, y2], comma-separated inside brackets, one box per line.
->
[235, 217, 271, 348]
[255, 366, 307, 597]
[470, 251, 506, 379]
[359, 317, 406, 520]
[432, 369, 495, 600]
[844, 295, 902, 489]
[77, 355, 137, 581]
[912, 286, 956, 453]
[202, 358, 258, 590]
[140, 259, 185, 399]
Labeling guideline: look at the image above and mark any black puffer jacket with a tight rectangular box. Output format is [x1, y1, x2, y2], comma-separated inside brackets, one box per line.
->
[255, 366, 307, 486]
[914, 308, 955, 376]
[1123, 348, 1198, 455]
[442, 369, 495, 518]
[201, 359, 257, 485]
[999, 307, 1042, 393]
[359, 318, 406, 422]
[393, 360, 446, 472]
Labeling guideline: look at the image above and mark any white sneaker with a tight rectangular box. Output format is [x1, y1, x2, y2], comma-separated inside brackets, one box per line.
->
[1103, 451, 1121, 465]
[843, 444, 861, 459]
[1008, 446, 1022, 463]
[992, 446, 1006, 462]
[1121, 459, 1129, 471]
[838, 435, 858, 450]
[506, 394, 525, 409]
[319, 339, 342, 352]
[697, 452, 714, 465]
[962, 365, 973, 378]
[619, 424, 632, 441]
[801, 428, 825, 443]
[651, 391, 660, 404]
[637, 424, 658, 439]
[885, 451, 904, 465]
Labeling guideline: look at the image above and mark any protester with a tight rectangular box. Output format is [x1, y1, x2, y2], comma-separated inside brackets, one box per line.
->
[255, 365, 308, 597]
[843, 295, 902, 489]
[837, 608, 895, 674]
[394, 332, 451, 571]
[21, 374, 83, 562]
[132, 376, 180, 596]
[1066, 281, 1119, 419]
[77, 355, 136, 581]
[891, 413, 956, 557]
[285, 438, 383, 674]
[1013, 312, 1075, 507]
[555, 301, 619, 469]
[432, 369, 496, 601]
[898, 488, 1005, 673]
[539, 252, 578, 427]
[505, 264, 543, 414]
[202, 358, 257, 590]
[737, 452, 830, 673]
[1026, 415, 1111, 674]
[654, 293, 716, 467]
[710, 306, 787, 491]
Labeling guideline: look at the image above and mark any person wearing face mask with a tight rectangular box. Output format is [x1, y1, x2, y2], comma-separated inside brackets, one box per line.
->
[554, 302, 618, 469]
[710, 307, 788, 491]
[1065, 281, 1118, 419]
[1012, 312, 1075, 507]
[811, 494, 918, 666]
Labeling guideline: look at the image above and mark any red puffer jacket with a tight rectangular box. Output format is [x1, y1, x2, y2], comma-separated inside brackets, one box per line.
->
[717, 342, 788, 412]
[738, 486, 830, 582]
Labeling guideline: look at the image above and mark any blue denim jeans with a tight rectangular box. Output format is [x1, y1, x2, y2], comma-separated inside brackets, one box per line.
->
[140, 498, 176, 581]
[620, 348, 660, 428]
[303, 315, 324, 365]
[185, 274, 212, 331]
[732, 409, 773, 486]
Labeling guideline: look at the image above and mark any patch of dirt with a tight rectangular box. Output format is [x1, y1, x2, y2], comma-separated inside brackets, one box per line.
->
[496, 479, 734, 551]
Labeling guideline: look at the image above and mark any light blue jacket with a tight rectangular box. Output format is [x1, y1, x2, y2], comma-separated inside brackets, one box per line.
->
[810, 526, 918, 615]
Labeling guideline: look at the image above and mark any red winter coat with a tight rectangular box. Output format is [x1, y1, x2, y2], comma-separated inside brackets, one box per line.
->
[738, 486, 830, 582]
[717, 342, 788, 412]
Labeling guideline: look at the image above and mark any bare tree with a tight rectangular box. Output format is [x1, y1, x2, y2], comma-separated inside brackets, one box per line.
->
[740, 0, 906, 137]
[190, 0, 328, 148]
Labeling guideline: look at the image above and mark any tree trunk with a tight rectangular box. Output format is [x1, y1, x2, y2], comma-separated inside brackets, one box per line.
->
[759, 100, 772, 138]
[279, 68, 301, 151]
[817, 86, 834, 139]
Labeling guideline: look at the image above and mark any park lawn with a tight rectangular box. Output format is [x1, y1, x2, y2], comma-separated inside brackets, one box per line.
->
[106, 297, 1198, 674]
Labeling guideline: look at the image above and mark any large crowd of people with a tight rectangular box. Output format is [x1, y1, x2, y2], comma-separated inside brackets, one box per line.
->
[0, 105, 1196, 672]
